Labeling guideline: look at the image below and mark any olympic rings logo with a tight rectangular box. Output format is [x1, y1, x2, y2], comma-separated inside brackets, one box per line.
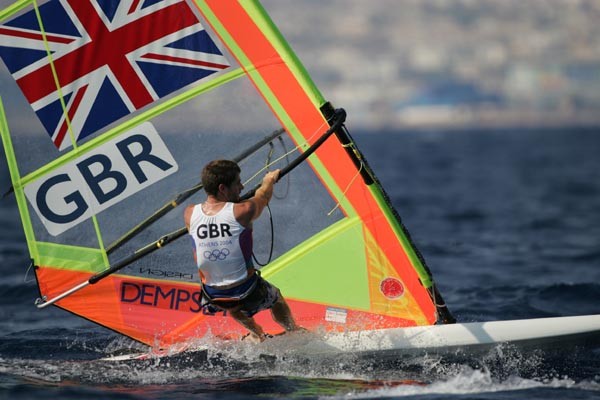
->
[203, 248, 230, 261]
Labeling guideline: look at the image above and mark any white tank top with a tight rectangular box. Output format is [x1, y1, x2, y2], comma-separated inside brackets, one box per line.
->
[188, 202, 253, 287]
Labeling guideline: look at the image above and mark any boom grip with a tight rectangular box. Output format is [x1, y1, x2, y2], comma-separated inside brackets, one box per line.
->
[240, 108, 346, 201]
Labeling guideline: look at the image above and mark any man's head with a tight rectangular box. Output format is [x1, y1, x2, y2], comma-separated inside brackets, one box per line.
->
[201, 160, 243, 200]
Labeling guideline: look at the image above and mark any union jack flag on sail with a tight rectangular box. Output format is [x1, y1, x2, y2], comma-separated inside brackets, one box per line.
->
[0, 0, 230, 150]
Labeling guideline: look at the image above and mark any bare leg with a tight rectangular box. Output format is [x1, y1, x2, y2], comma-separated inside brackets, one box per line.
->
[271, 295, 301, 332]
[229, 309, 265, 342]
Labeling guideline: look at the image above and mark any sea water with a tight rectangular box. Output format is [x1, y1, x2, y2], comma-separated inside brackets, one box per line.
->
[1, 127, 599, 399]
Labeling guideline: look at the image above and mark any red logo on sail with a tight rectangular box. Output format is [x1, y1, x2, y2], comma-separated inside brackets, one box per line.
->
[380, 277, 404, 299]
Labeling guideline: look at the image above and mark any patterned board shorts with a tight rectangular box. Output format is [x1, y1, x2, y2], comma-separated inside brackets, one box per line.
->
[201, 274, 281, 317]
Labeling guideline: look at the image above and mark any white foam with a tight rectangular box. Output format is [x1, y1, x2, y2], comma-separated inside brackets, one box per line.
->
[323, 367, 600, 399]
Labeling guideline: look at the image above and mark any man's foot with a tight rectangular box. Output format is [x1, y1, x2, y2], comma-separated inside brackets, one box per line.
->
[241, 333, 273, 343]
[288, 325, 308, 333]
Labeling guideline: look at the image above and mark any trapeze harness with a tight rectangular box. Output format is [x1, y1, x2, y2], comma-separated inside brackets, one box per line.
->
[188, 202, 259, 308]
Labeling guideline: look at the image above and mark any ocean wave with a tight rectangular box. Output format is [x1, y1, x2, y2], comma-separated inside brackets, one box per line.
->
[0, 330, 598, 399]
[451, 282, 600, 321]
[330, 367, 600, 399]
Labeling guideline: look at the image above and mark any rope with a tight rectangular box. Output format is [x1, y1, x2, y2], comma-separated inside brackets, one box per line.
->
[272, 136, 291, 200]
[242, 120, 328, 186]
[246, 121, 332, 266]
[252, 203, 274, 267]
[23, 260, 36, 284]
[245, 119, 335, 266]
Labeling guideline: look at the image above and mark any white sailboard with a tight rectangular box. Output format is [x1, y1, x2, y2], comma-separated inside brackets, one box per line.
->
[318, 314, 600, 357]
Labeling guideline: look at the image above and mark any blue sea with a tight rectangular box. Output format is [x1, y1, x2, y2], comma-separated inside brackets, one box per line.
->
[1, 127, 600, 399]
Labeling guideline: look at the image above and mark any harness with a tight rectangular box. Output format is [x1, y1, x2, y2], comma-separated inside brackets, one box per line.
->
[200, 272, 259, 306]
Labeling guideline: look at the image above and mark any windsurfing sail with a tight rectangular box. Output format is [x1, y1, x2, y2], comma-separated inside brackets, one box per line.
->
[0, 0, 452, 349]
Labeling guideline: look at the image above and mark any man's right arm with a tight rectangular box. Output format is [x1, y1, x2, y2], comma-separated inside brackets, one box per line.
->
[235, 169, 279, 226]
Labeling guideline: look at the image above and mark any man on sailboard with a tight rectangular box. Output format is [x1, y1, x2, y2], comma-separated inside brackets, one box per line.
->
[184, 159, 301, 342]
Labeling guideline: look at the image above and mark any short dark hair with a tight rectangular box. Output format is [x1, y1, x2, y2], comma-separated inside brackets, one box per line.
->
[201, 160, 241, 196]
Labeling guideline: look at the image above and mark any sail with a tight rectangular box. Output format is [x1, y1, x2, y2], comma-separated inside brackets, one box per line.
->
[0, 0, 447, 348]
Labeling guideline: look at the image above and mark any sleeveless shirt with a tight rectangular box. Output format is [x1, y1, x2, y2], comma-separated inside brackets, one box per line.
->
[188, 202, 253, 287]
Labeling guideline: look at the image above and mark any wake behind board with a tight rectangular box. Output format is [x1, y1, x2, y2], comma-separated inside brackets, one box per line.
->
[101, 314, 600, 362]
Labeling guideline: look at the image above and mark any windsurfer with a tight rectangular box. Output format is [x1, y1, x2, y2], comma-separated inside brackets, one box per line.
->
[184, 159, 301, 342]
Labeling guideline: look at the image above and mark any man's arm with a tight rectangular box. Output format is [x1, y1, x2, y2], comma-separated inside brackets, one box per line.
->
[184, 205, 197, 264]
[235, 169, 279, 227]
[184, 205, 194, 230]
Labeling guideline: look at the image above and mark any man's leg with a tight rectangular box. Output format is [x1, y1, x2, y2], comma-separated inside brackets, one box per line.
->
[271, 295, 301, 332]
[229, 308, 266, 342]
